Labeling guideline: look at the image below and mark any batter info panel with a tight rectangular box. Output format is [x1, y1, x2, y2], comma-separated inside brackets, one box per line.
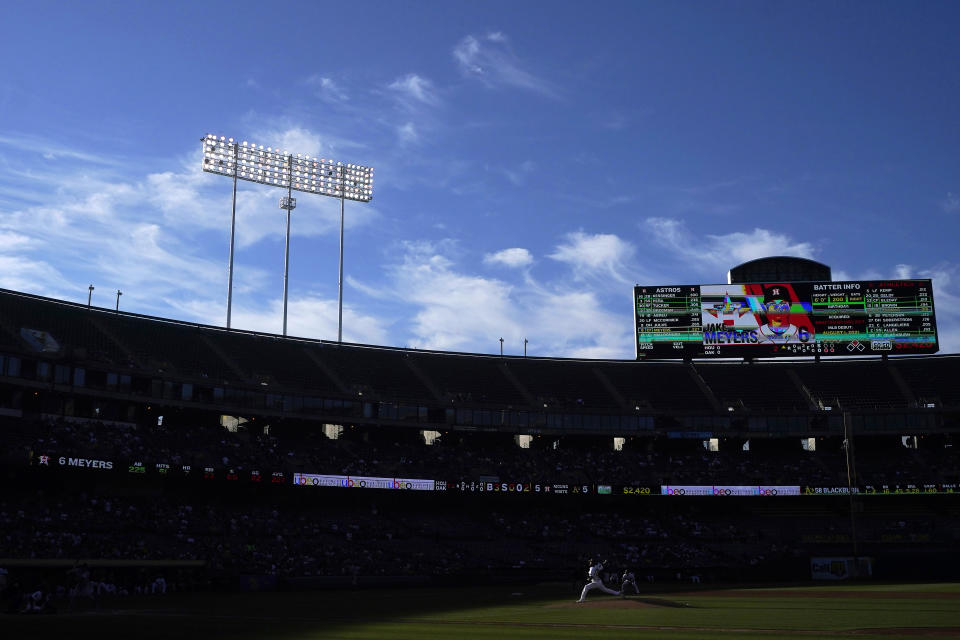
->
[634, 280, 938, 359]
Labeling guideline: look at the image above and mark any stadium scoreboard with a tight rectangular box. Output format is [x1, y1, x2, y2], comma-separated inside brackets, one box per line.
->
[634, 279, 938, 359]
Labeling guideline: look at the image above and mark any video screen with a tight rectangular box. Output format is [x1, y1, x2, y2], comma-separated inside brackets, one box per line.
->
[635, 279, 937, 359]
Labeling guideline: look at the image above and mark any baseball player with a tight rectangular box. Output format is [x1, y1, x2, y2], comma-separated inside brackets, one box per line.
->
[755, 285, 811, 344]
[621, 569, 640, 595]
[577, 558, 620, 602]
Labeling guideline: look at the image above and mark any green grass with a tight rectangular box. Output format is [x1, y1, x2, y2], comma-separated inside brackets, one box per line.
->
[5, 582, 960, 639]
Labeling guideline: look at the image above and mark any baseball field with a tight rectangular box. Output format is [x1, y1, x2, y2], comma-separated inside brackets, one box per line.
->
[4, 582, 959, 639]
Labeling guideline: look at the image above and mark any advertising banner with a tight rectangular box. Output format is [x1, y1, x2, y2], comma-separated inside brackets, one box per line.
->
[811, 557, 874, 580]
[293, 473, 435, 491]
[661, 485, 801, 496]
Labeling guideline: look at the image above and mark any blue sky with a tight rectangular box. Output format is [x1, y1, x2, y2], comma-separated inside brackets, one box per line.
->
[1, 1, 958, 358]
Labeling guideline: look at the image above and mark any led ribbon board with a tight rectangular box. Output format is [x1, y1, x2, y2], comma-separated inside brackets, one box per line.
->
[202, 134, 373, 202]
[634, 279, 938, 359]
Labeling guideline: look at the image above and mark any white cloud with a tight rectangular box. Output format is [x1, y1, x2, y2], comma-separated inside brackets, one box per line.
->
[305, 75, 348, 102]
[390, 241, 518, 351]
[942, 192, 960, 213]
[600, 112, 628, 130]
[502, 160, 535, 186]
[0, 132, 381, 325]
[387, 240, 631, 357]
[484, 247, 533, 269]
[453, 34, 558, 98]
[0, 230, 34, 250]
[397, 122, 419, 145]
[231, 296, 388, 344]
[0, 178, 228, 312]
[0, 133, 117, 165]
[249, 124, 372, 170]
[526, 288, 629, 359]
[894, 264, 913, 280]
[384, 242, 514, 352]
[0, 254, 68, 294]
[453, 36, 482, 74]
[388, 74, 439, 107]
[344, 274, 388, 300]
[147, 168, 221, 229]
[548, 231, 635, 283]
[914, 262, 959, 354]
[644, 217, 817, 274]
[264, 127, 326, 158]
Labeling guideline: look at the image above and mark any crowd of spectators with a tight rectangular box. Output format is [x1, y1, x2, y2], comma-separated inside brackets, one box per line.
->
[2, 415, 958, 603]
[3, 488, 926, 585]
[6, 415, 958, 489]
[2, 478, 955, 581]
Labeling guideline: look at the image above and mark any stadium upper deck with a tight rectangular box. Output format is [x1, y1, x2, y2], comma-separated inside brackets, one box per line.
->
[0, 288, 957, 437]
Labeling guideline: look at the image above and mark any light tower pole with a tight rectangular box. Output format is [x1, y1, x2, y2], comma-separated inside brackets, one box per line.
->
[227, 142, 239, 329]
[202, 134, 373, 339]
[338, 188, 345, 342]
[279, 159, 297, 336]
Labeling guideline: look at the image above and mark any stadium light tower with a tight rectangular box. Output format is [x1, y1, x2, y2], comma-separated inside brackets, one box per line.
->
[201, 134, 374, 338]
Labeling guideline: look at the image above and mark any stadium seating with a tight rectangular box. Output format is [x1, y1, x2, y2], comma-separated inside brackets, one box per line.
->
[1, 286, 959, 596]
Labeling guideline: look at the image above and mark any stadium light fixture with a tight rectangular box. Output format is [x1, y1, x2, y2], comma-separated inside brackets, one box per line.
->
[201, 134, 374, 339]
[115, 289, 122, 312]
[87, 284, 94, 308]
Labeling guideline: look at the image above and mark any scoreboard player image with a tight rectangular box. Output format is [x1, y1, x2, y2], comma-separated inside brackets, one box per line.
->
[754, 284, 814, 344]
[700, 283, 815, 347]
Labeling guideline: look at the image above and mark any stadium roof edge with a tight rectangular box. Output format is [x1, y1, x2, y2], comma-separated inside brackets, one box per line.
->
[0, 286, 955, 365]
